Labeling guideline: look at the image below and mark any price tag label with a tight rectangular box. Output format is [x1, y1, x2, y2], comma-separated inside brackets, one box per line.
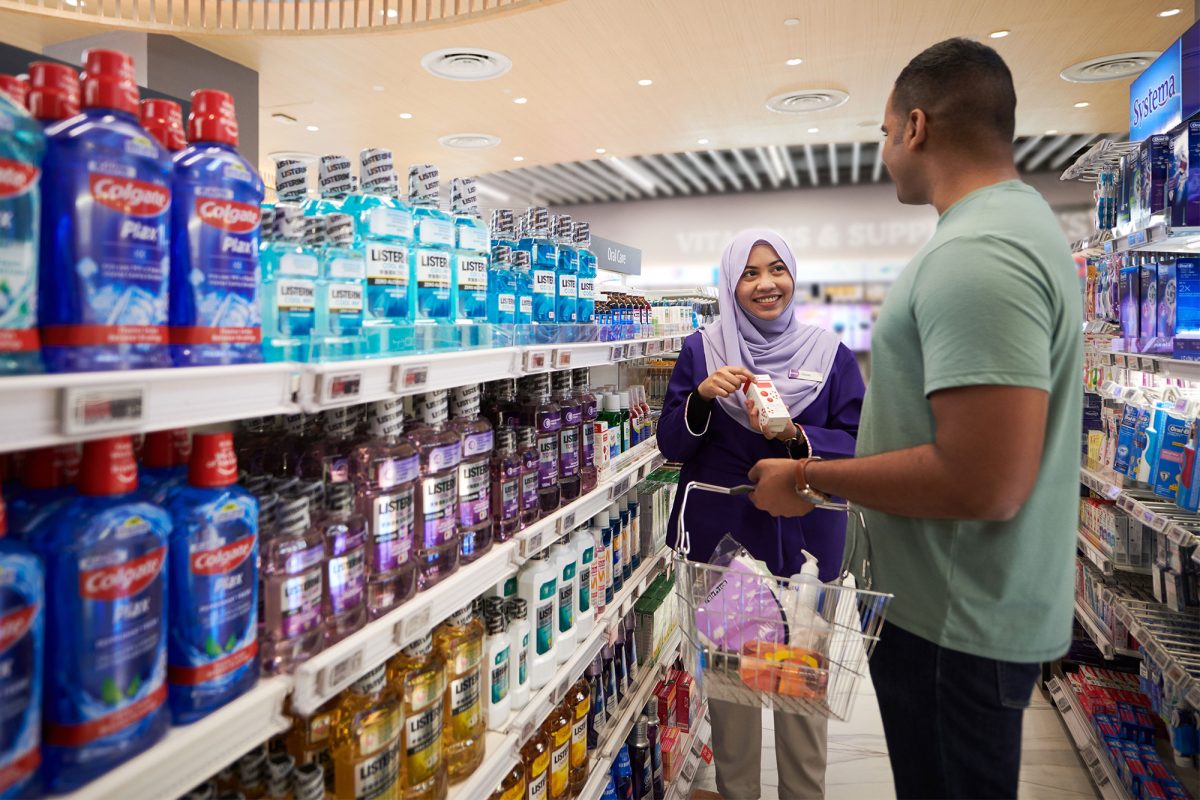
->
[394, 363, 431, 393]
[61, 384, 145, 435]
[1116, 354, 1128, 369]
[553, 349, 573, 369]
[645, 340, 660, 356]
[525, 349, 550, 372]
[1141, 357, 1158, 374]
[559, 511, 577, 533]
[395, 602, 432, 646]
[1127, 229, 1148, 248]
[320, 648, 364, 694]
[609, 345, 624, 361]
[523, 531, 544, 557]
[521, 719, 535, 741]
[321, 371, 363, 404]
[552, 680, 568, 705]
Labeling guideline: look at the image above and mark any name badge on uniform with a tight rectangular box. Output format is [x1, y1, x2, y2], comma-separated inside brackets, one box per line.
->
[789, 369, 824, 382]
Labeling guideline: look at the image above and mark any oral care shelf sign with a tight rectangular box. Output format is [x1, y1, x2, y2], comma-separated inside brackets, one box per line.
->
[1130, 23, 1200, 142]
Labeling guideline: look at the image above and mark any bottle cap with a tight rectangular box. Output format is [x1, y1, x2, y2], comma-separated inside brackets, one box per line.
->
[491, 245, 511, 267]
[512, 250, 531, 270]
[0, 74, 28, 107]
[79, 436, 139, 496]
[450, 384, 482, 418]
[573, 221, 591, 247]
[302, 215, 326, 249]
[415, 390, 450, 426]
[369, 399, 406, 438]
[139, 98, 186, 151]
[495, 427, 516, 452]
[325, 482, 354, 514]
[572, 368, 590, 386]
[189, 432, 239, 487]
[293, 763, 325, 800]
[408, 163, 439, 206]
[450, 177, 478, 215]
[182, 88, 237, 147]
[619, 392, 630, 409]
[22, 447, 64, 490]
[81, 49, 139, 115]
[593, 511, 609, 528]
[517, 426, 536, 449]
[275, 495, 311, 535]
[274, 204, 305, 242]
[485, 611, 507, 635]
[260, 206, 276, 241]
[490, 209, 515, 240]
[142, 428, 191, 468]
[556, 214, 573, 243]
[359, 148, 396, 193]
[449, 603, 474, 626]
[324, 213, 355, 246]
[27, 61, 80, 121]
[603, 394, 619, 412]
[403, 632, 433, 656]
[527, 207, 551, 237]
[505, 597, 528, 621]
[551, 371, 572, 393]
[316, 154, 353, 199]
[274, 159, 309, 203]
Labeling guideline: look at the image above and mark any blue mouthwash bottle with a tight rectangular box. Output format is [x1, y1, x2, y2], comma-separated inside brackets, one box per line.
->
[139, 428, 191, 504]
[450, 177, 489, 323]
[315, 212, 366, 358]
[342, 148, 411, 354]
[6, 445, 77, 542]
[487, 246, 517, 325]
[306, 154, 353, 217]
[260, 205, 318, 361]
[490, 209, 518, 251]
[0, 89, 45, 375]
[575, 222, 596, 325]
[408, 164, 454, 323]
[35, 436, 170, 792]
[554, 214, 578, 326]
[512, 250, 534, 327]
[0, 493, 44, 798]
[521, 208, 558, 325]
[39, 49, 172, 373]
[165, 432, 259, 724]
[168, 90, 265, 367]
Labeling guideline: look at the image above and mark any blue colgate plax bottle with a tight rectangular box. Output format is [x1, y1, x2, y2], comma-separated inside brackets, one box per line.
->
[165, 432, 259, 724]
[168, 90, 265, 366]
[39, 49, 173, 372]
[35, 436, 171, 792]
[408, 164, 453, 323]
[554, 214, 578, 325]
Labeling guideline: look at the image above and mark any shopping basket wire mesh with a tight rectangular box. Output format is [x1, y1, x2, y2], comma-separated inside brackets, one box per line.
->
[673, 481, 893, 721]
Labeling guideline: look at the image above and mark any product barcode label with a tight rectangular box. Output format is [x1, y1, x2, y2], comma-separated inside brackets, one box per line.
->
[62, 385, 146, 435]
[559, 511, 576, 533]
[321, 372, 363, 404]
[321, 648, 364, 694]
[395, 602, 432, 646]
[393, 363, 431, 393]
[553, 349, 573, 368]
[525, 350, 549, 372]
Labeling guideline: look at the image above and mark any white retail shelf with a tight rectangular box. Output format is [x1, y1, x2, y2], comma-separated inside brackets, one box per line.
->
[538, 336, 684, 372]
[446, 731, 521, 800]
[1090, 349, 1200, 383]
[1047, 677, 1132, 800]
[1074, 601, 1139, 660]
[0, 362, 300, 454]
[291, 540, 521, 715]
[1077, 531, 1115, 577]
[63, 677, 292, 800]
[1104, 591, 1200, 710]
[663, 705, 712, 800]
[1080, 466, 1200, 558]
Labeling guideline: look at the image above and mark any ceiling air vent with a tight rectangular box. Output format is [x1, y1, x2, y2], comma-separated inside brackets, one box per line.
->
[1060, 52, 1159, 83]
[421, 48, 513, 81]
[438, 133, 501, 149]
[766, 89, 850, 114]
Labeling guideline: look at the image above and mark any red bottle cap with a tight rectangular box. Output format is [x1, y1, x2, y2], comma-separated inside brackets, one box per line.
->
[188, 89, 239, 147]
[189, 432, 239, 488]
[142, 428, 190, 468]
[22, 447, 63, 490]
[0, 74, 29, 108]
[81, 49, 139, 115]
[79, 436, 139, 496]
[139, 98, 186, 151]
[27, 61, 80, 121]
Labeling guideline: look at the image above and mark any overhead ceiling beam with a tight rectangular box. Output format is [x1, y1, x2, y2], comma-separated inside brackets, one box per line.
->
[850, 141, 862, 184]
[557, 162, 624, 201]
[1048, 134, 1100, 170]
[662, 153, 708, 193]
[776, 146, 799, 188]
[871, 142, 885, 182]
[524, 165, 602, 203]
[827, 143, 840, 185]
[638, 155, 692, 194]
[1024, 135, 1073, 171]
[803, 144, 819, 186]
[755, 147, 782, 188]
[707, 149, 744, 191]
[684, 151, 724, 191]
[482, 172, 539, 203]
[577, 158, 645, 199]
[730, 148, 763, 190]
[607, 156, 670, 196]
[1013, 135, 1044, 164]
[475, 179, 515, 204]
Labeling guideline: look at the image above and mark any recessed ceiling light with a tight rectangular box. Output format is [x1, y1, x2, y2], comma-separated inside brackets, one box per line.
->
[595, 148, 607, 154]
[399, 112, 413, 119]
[989, 30, 1010, 39]
[697, 138, 709, 145]
[637, 79, 653, 87]
[513, 156, 525, 162]
[305, 125, 319, 132]
[372, 85, 385, 92]
[386, 8, 397, 17]
[438, 133, 501, 150]
[786, 58, 804, 66]
[513, 97, 528, 104]
[1074, 101, 1090, 108]
[421, 48, 513, 82]
[807, 127, 820, 133]
[1045, 129, 1059, 135]
[783, 17, 800, 26]
[1160, 8, 1182, 17]
[64, 0, 81, 5]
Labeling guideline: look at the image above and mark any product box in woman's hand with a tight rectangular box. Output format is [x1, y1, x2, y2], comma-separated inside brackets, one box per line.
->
[742, 375, 792, 434]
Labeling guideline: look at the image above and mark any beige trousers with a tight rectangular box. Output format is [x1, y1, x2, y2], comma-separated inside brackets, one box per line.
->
[709, 698, 828, 800]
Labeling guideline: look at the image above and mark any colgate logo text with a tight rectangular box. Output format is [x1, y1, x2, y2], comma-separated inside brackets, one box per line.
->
[0, 159, 38, 199]
[197, 198, 259, 233]
[80, 547, 166, 601]
[90, 175, 170, 217]
[191, 535, 255, 575]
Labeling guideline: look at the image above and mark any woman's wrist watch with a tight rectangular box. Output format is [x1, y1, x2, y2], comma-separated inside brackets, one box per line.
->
[794, 457, 831, 505]
[784, 424, 811, 459]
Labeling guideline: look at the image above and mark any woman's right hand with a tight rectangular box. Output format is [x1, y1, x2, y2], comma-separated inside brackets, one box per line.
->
[697, 366, 756, 400]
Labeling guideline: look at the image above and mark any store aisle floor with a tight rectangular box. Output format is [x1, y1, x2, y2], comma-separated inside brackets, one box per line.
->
[690, 676, 1099, 800]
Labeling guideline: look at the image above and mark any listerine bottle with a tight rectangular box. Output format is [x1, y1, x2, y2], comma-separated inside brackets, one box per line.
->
[275, 157, 310, 207]
[349, 399, 419, 619]
[524, 374, 562, 513]
[317, 482, 368, 646]
[512, 250, 534, 328]
[260, 493, 325, 673]
[487, 246, 517, 325]
[573, 369, 599, 493]
[307, 154, 353, 217]
[407, 391, 462, 590]
[260, 205, 318, 361]
[330, 665, 403, 800]
[490, 428, 522, 543]
[574, 223, 597, 325]
[408, 164, 454, 324]
[490, 209, 517, 250]
[343, 148, 411, 354]
[554, 215, 578, 326]
[516, 426, 541, 528]
[553, 371, 582, 503]
[434, 605, 486, 782]
[315, 213, 366, 359]
[450, 384, 495, 565]
[389, 633, 447, 800]
[521, 208, 558, 326]
[450, 178, 488, 323]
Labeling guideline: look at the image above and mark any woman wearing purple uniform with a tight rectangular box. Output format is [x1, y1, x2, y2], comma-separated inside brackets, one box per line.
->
[659, 229, 864, 800]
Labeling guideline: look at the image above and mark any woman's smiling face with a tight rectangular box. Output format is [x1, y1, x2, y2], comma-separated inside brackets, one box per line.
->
[735, 243, 795, 321]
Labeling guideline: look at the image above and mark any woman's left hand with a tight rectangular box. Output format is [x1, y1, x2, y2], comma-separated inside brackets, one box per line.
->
[744, 396, 797, 441]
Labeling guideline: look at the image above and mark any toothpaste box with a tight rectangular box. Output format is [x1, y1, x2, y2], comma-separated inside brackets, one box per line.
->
[742, 374, 792, 434]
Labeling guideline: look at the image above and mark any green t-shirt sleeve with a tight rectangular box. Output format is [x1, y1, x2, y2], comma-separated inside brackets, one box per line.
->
[911, 235, 1054, 397]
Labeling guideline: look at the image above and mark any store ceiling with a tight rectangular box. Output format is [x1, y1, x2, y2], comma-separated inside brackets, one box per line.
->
[0, 0, 1189, 192]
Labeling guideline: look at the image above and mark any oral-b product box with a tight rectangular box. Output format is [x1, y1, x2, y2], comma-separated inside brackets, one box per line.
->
[1169, 121, 1200, 226]
[1141, 264, 1158, 339]
[1118, 154, 1133, 232]
[1141, 134, 1171, 218]
[1173, 258, 1200, 358]
[1120, 264, 1141, 339]
[1153, 413, 1189, 498]
[1158, 258, 1176, 338]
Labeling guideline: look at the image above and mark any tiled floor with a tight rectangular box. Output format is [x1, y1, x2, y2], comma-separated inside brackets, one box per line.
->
[691, 677, 1099, 800]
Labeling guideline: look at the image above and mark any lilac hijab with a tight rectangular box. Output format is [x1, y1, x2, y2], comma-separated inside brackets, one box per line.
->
[699, 229, 840, 431]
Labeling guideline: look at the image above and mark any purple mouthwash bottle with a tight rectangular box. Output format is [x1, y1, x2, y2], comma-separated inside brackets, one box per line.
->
[490, 428, 523, 543]
[407, 390, 461, 589]
[317, 481, 367, 645]
[522, 374, 562, 513]
[450, 384, 495, 564]
[516, 426, 541, 529]
[260, 493, 324, 673]
[573, 368, 599, 493]
[553, 371, 582, 503]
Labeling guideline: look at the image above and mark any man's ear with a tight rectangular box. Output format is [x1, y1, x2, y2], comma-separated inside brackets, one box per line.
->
[906, 108, 928, 151]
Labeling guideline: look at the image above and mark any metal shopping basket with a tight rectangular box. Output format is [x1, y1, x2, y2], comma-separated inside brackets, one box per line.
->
[672, 481, 893, 722]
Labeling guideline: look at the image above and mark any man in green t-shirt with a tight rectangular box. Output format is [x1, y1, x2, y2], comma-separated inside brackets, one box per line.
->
[748, 38, 1082, 799]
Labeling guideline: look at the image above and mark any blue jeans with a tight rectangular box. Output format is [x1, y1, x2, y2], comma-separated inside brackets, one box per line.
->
[869, 621, 1040, 800]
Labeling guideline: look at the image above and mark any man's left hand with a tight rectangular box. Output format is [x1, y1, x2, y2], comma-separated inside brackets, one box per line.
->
[748, 458, 815, 517]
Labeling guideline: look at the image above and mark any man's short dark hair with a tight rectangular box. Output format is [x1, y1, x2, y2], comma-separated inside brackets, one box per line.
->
[893, 37, 1016, 149]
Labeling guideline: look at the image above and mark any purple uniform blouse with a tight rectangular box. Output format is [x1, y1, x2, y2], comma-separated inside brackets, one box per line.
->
[660, 331, 865, 581]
